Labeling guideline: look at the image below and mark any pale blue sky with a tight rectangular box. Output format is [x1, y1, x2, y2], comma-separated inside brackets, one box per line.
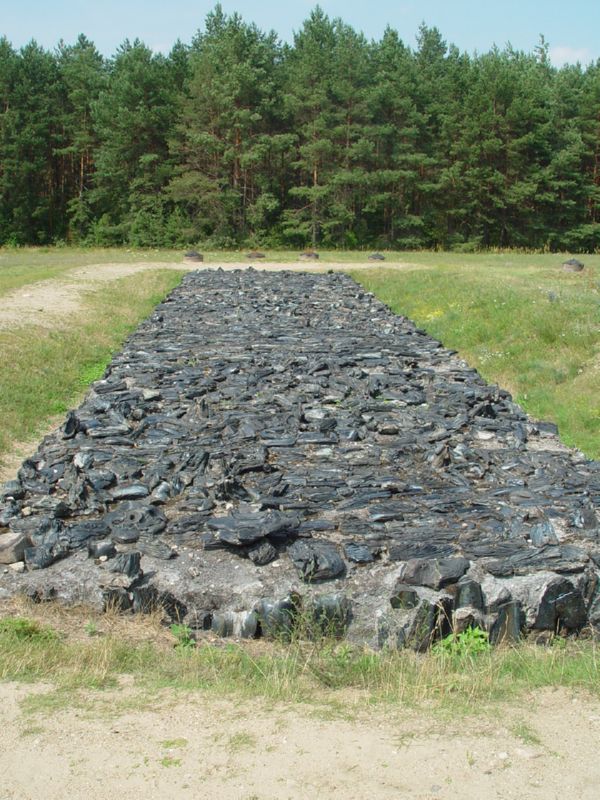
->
[1, 0, 598, 67]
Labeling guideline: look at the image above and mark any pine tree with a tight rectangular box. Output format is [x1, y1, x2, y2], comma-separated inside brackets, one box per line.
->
[0, 41, 64, 244]
[56, 35, 106, 240]
[169, 5, 285, 245]
[90, 39, 178, 244]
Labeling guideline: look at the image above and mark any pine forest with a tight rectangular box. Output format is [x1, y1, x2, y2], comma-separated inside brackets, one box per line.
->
[1, 4, 600, 252]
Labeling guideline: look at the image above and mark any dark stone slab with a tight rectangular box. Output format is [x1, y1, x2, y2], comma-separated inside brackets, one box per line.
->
[288, 540, 345, 582]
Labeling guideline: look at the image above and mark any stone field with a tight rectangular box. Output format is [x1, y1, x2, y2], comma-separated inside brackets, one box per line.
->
[1, 268, 600, 647]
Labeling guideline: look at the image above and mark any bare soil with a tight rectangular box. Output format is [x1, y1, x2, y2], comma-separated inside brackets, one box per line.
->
[0, 681, 598, 800]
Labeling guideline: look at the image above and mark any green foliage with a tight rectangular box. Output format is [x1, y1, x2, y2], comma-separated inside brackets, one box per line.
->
[170, 623, 196, 650]
[1, 14, 600, 249]
[84, 620, 99, 637]
[433, 626, 491, 658]
[78, 359, 109, 388]
[2, 609, 600, 715]
[0, 617, 57, 642]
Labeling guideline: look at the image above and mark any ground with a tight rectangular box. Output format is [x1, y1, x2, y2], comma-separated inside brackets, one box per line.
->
[1, 251, 599, 798]
[1, 681, 599, 800]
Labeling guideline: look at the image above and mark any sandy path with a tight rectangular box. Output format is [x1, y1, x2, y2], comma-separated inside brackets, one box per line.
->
[0, 681, 598, 800]
[0, 259, 421, 330]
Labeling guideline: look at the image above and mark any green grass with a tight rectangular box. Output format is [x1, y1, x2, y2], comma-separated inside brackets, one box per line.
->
[0, 611, 599, 717]
[351, 260, 600, 457]
[0, 268, 184, 463]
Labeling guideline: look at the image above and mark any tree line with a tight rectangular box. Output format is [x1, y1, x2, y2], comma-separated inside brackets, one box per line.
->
[1, 4, 600, 251]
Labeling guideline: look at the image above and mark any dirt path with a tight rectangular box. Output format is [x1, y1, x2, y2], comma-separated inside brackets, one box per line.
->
[0, 681, 597, 800]
[0, 259, 422, 330]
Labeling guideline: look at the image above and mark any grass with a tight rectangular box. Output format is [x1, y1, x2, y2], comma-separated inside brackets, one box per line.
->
[0, 602, 599, 718]
[351, 259, 600, 458]
[0, 268, 184, 465]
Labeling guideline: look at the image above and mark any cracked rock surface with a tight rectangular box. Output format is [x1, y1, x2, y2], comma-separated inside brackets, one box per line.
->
[1, 269, 600, 648]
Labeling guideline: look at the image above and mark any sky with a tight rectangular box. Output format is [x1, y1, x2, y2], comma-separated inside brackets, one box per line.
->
[1, 0, 598, 67]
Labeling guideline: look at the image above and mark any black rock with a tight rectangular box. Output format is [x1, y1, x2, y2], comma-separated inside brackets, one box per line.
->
[247, 540, 278, 565]
[390, 584, 420, 610]
[207, 509, 299, 546]
[130, 585, 187, 620]
[529, 520, 559, 547]
[0, 480, 24, 501]
[111, 529, 140, 545]
[344, 542, 376, 563]
[106, 502, 166, 543]
[137, 539, 175, 560]
[532, 577, 586, 632]
[103, 587, 133, 611]
[109, 551, 142, 578]
[66, 520, 110, 549]
[489, 600, 523, 644]
[402, 557, 470, 590]
[288, 540, 345, 582]
[88, 540, 117, 559]
[211, 610, 258, 638]
[562, 258, 584, 272]
[307, 593, 351, 636]
[0, 501, 21, 527]
[368, 253, 385, 261]
[24, 543, 68, 570]
[110, 484, 149, 501]
[255, 595, 300, 638]
[381, 594, 453, 651]
[455, 577, 484, 610]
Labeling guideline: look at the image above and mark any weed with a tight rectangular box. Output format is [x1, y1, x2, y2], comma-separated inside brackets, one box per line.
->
[433, 627, 491, 658]
[19, 724, 45, 737]
[161, 738, 188, 749]
[227, 731, 257, 752]
[84, 620, 99, 637]
[170, 623, 196, 650]
[0, 608, 598, 715]
[159, 756, 182, 768]
[0, 617, 57, 642]
[511, 721, 542, 747]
